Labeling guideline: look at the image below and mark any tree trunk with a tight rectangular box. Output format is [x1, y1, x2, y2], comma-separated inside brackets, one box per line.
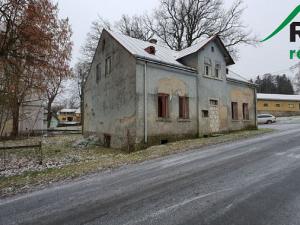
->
[11, 101, 20, 137]
[47, 98, 54, 129]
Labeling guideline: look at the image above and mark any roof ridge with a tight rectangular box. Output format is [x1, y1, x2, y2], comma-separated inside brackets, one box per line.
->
[106, 29, 177, 52]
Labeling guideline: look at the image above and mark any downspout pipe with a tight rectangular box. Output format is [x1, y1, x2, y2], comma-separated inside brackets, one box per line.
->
[196, 69, 200, 137]
[144, 62, 148, 143]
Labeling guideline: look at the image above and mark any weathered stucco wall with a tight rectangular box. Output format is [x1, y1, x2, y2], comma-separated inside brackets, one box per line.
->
[197, 41, 256, 135]
[84, 31, 137, 149]
[227, 81, 256, 130]
[135, 62, 198, 147]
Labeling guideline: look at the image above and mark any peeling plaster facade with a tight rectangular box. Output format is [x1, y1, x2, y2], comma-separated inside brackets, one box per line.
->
[84, 30, 257, 149]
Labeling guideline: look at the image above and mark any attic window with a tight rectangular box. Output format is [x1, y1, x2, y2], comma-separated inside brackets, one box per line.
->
[145, 46, 156, 55]
[211, 46, 214, 52]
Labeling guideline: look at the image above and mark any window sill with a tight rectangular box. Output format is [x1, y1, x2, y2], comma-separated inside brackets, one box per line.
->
[232, 120, 240, 122]
[177, 118, 191, 123]
[157, 118, 172, 122]
[243, 119, 252, 122]
[203, 75, 223, 81]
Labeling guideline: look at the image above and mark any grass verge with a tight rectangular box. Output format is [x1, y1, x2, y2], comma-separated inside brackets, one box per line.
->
[0, 128, 273, 198]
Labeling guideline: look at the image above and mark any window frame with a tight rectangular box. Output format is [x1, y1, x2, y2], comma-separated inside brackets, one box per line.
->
[242, 103, 249, 120]
[289, 103, 295, 108]
[96, 63, 101, 83]
[204, 57, 212, 77]
[231, 102, 238, 120]
[105, 56, 112, 76]
[158, 93, 169, 119]
[215, 62, 221, 78]
[179, 96, 189, 119]
[202, 110, 209, 118]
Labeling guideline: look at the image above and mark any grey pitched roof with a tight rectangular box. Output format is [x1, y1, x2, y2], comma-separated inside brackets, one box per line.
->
[106, 29, 235, 71]
[226, 70, 254, 85]
[106, 30, 193, 71]
[176, 36, 215, 59]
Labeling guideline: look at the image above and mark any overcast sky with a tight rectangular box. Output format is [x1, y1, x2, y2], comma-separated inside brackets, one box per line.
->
[57, 0, 300, 80]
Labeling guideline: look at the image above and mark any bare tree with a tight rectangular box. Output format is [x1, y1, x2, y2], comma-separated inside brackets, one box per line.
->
[291, 62, 300, 93]
[0, 0, 72, 136]
[80, 16, 112, 65]
[72, 62, 90, 127]
[150, 0, 257, 54]
[44, 17, 73, 128]
[116, 15, 154, 41]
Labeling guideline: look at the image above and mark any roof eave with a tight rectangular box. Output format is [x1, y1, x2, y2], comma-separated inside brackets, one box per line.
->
[135, 55, 197, 73]
[226, 77, 257, 87]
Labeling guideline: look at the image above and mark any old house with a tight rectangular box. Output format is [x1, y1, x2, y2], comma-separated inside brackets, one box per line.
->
[84, 29, 257, 149]
[257, 93, 300, 117]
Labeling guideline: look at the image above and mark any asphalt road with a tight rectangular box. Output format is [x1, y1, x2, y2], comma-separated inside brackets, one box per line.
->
[1, 121, 300, 225]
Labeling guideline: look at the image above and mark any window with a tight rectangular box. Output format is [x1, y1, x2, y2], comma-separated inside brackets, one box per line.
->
[204, 57, 212, 76]
[102, 39, 106, 51]
[211, 46, 214, 52]
[264, 103, 268, 107]
[210, 99, 218, 106]
[276, 104, 281, 107]
[243, 103, 249, 120]
[231, 102, 238, 120]
[105, 56, 112, 76]
[96, 63, 101, 83]
[179, 96, 189, 119]
[158, 94, 169, 118]
[215, 63, 221, 78]
[202, 110, 209, 118]
[289, 104, 295, 108]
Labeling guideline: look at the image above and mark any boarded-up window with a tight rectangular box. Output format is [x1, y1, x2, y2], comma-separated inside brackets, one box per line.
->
[179, 96, 189, 119]
[96, 63, 101, 83]
[231, 102, 238, 120]
[243, 103, 249, 120]
[105, 56, 112, 76]
[158, 94, 169, 118]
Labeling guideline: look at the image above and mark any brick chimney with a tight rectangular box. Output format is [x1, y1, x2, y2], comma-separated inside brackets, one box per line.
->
[145, 46, 156, 55]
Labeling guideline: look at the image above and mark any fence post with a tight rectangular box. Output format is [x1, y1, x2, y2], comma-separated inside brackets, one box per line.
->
[39, 141, 43, 165]
[3, 141, 6, 170]
[2, 149, 6, 171]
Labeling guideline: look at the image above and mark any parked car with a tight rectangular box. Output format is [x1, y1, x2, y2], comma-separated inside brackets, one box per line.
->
[257, 114, 276, 124]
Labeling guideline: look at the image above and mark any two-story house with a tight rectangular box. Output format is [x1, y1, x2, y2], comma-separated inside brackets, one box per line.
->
[83, 29, 257, 149]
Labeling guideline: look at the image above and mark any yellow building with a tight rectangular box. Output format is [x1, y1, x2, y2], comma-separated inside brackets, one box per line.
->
[257, 94, 300, 117]
[57, 108, 81, 126]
